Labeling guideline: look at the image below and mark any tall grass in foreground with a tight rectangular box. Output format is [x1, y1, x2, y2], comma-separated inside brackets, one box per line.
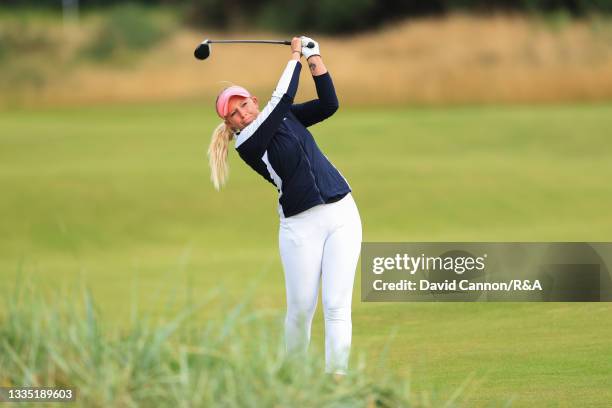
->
[0, 282, 486, 408]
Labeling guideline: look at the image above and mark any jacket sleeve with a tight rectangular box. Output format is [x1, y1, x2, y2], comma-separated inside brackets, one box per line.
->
[234, 60, 302, 158]
[290, 71, 339, 128]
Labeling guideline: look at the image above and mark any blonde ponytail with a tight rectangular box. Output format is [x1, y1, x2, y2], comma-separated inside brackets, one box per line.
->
[207, 122, 234, 190]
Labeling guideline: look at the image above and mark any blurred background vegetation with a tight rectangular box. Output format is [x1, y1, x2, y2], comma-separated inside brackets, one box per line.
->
[3, 0, 612, 33]
[1, 0, 611, 107]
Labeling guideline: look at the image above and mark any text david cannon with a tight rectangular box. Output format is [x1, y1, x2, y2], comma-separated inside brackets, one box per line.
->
[372, 279, 543, 291]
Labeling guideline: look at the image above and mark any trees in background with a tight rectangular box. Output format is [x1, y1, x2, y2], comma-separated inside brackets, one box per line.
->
[2, 0, 611, 33]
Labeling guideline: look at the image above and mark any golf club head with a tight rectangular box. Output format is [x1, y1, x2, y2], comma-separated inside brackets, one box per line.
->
[194, 39, 313, 61]
[194, 40, 211, 60]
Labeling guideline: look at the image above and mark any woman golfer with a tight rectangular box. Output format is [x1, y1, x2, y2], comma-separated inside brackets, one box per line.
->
[207, 36, 362, 376]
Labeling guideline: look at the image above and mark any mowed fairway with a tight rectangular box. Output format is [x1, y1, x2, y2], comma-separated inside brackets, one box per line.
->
[1, 102, 612, 406]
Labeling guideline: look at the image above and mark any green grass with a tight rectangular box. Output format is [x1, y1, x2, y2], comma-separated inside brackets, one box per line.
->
[1, 283, 426, 407]
[1, 102, 612, 406]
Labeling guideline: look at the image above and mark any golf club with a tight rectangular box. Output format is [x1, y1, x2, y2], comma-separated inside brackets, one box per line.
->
[194, 39, 315, 60]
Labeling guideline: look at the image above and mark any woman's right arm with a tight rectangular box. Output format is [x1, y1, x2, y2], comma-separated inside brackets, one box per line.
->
[235, 37, 303, 158]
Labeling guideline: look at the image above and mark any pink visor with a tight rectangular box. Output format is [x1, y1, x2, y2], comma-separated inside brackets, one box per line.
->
[215, 85, 251, 118]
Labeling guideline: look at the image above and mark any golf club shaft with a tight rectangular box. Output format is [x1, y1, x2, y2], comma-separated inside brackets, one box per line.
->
[206, 40, 290, 45]
[194, 38, 315, 60]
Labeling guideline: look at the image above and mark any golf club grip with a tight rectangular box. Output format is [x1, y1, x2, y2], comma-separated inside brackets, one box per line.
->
[283, 40, 315, 48]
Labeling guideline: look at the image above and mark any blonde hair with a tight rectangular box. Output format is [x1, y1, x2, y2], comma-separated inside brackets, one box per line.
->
[207, 121, 234, 190]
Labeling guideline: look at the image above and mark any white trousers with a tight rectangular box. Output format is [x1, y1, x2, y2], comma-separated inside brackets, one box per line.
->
[278, 193, 362, 375]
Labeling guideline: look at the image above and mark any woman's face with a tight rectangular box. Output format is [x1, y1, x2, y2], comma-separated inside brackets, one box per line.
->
[225, 95, 259, 131]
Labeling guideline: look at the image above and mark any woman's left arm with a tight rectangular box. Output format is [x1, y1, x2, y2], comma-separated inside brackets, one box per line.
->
[305, 55, 327, 76]
[291, 49, 339, 128]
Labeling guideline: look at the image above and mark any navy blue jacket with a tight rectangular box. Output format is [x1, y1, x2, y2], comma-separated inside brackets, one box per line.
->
[234, 60, 351, 218]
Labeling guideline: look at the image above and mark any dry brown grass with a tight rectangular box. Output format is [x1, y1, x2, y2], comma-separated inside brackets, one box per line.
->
[4, 13, 612, 107]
